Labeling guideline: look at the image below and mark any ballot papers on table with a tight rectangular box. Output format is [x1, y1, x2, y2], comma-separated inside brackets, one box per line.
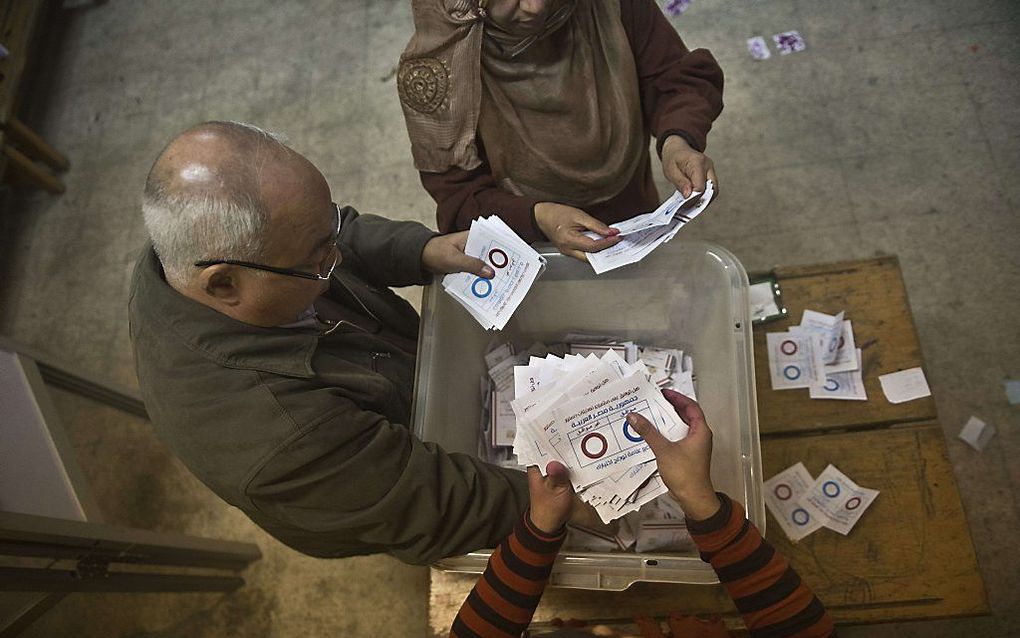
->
[442, 216, 546, 331]
[585, 182, 715, 275]
[767, 309, 867, 400]
[764, 462, 879, 541]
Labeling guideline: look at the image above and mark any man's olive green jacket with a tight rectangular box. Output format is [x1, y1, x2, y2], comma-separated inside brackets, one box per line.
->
[128, 208, 528, 564]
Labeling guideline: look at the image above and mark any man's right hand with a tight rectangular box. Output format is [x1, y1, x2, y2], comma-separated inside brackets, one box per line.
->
[625, 390, 721, 521]
[534, 202, 621, 262]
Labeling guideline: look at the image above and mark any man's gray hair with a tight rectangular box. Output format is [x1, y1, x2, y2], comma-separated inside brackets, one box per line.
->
[141, 121, 290, 286]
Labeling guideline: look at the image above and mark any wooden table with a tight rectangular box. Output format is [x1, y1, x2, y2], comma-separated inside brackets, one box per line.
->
[427, 257, 988, 636]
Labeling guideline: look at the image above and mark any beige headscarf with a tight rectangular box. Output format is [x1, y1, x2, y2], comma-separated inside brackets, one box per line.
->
[398, 0, 646, 207]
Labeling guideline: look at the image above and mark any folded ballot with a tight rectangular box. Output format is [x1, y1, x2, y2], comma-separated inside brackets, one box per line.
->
[767, 309, 867, 400]
[442, 216, 546, 331]
[586, 182, 715, 275]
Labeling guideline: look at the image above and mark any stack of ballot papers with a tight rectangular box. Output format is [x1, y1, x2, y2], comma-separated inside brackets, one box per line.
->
[764, 462, 879, 541]
[510, 350, 689, 525]
[767, 309, 867, 400]
[480, 338, 698, 462]
[442, 216, 546, 331]
[585, 182, 715, 275]
[479, 338, 702, 549]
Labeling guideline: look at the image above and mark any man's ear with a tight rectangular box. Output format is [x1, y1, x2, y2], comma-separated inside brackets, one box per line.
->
[199, 265, 244, 307]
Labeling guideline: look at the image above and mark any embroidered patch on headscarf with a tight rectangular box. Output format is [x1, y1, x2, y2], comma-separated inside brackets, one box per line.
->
[397, 57, 449, 114]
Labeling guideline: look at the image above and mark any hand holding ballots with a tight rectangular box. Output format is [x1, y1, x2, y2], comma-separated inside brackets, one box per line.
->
[481, 340, 698, 528]
[443, 189, 713, 330]
[441, 216, 546, 330]
[585, 182, 715, 274]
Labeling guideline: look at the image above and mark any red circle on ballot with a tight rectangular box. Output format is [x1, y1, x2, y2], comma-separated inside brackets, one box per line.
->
[845, 497, 862, 510]
[780, 340, 798, 355]
[580, 433, 608, 459]
[774, 484, 793, 501]
[487, 248, 509, 269]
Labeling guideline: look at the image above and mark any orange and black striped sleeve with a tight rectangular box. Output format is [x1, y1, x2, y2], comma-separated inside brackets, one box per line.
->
[450, 509, 565, 638]
[688, 493, 836, 637]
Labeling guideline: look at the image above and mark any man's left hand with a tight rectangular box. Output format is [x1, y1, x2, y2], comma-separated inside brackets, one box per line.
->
[422, 231, 494, 278]
[661, 135, 719, 199]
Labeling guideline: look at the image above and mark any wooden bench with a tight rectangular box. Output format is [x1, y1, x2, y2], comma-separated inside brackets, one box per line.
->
[0, 0, 69, 194]
[427, 256, 987, 635]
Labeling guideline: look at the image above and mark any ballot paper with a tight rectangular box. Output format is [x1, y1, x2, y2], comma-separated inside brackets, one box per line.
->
[773, 30, 807, 55]
[586, 462, 658, 507]
[800, 465, 879, 535]
[637, 347, 679, 387]
[764, 463, 824, 541]
[810, 349, 867, 400]
[878, 367, 931, 404]
[490, 389, 516, 447]
[605, 189, 699, 237]
[442, 216, 546, 330]
[958, 416, 996, 452]
[664, 0, 692, 17]
[767, 331, 826, 390]
[747, 35, 771, 60]
[796, 310, 845, 365]
[585, 182, 715, 275]
[749, 280, 782, 322]
[488, 354, 522, 391]
[631, 494, 693, 552]
[484, 343, 515, 369]
[769, 310, 865, 397]
[1004, 379, 1020, 405]
[568, 342, 631, 361]
[548, 376, 683, 489]
[825, 320, 859, 373]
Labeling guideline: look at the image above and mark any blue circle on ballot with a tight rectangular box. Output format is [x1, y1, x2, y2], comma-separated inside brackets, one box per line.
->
[622, 420, 643, 442]
[471, 277, 492, 298]
[825, 378, 840, 392]
[783, 365, 801, 380]
[792, 508, 810, 526]
[822, 480, 841, 498]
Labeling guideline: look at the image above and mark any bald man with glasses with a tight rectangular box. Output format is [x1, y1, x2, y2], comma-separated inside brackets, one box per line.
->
[129, 121, 529, 563]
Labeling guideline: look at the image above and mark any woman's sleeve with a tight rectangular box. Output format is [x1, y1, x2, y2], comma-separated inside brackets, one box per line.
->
[420, 139, 545, 242]
[449, 509, 565, 638]
[688, 493, 837, 637]
[621, 0, 725, 154]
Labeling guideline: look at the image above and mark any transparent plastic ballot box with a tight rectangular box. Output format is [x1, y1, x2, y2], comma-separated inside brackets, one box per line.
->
[411, 239, 764, 591]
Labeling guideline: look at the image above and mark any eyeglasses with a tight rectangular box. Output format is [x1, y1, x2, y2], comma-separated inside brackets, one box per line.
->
[194, 203, 342, 281]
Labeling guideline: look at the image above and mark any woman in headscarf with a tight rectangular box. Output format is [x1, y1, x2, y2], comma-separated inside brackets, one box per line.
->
[397, 0, 724, 261]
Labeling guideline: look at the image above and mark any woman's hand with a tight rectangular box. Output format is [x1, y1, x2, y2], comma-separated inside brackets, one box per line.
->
[661, 135, 719, 199]
[528, 461, 575, 534]
[625, 389, 720, 521]
[534, 202, 621, 262]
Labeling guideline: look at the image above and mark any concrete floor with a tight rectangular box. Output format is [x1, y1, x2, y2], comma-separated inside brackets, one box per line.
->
[0, 0, 1017, 635]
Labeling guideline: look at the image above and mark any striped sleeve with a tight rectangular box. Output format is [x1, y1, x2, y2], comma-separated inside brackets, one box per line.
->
[687, 493, 837, 638]
[450, 509, 565, 638]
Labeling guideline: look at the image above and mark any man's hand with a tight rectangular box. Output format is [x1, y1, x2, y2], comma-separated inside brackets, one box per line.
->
[625, 389, 720, 521]
[421, 231, 494, 278]
[534, 202, 621, 262]
[528, 461, 575, 534]
[661, 135, 719, 199]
